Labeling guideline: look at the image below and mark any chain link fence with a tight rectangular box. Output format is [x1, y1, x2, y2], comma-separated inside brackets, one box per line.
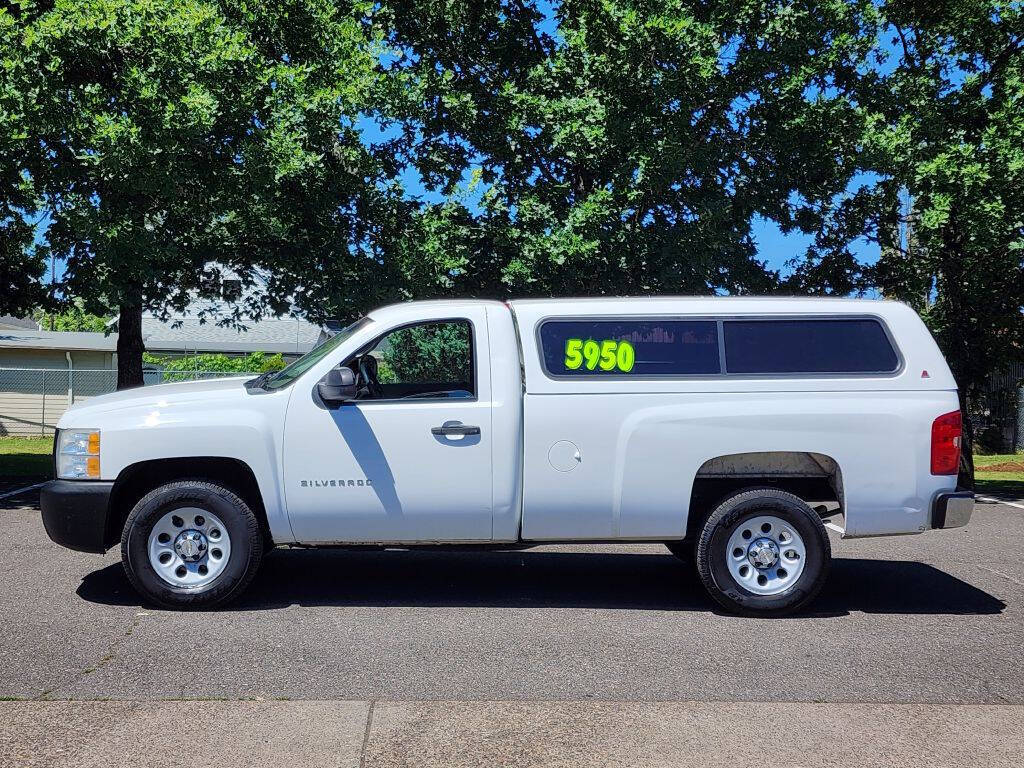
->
[969, 363, 1024, 454]
[1020, 392, 1024, 452]
[0, 368, 258, 436]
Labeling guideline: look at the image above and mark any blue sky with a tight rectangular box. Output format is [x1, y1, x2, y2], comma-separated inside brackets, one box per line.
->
[751, 218, 815, 274]
[752, 218, 880, 275]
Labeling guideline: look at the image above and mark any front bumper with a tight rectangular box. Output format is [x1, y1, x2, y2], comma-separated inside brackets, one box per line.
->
[931, 490, 974, 530]
[40, 480, 115, 554]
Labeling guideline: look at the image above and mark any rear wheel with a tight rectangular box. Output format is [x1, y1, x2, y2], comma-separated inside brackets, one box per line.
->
[121, 480, 263, 609]
[696, 488, 830, 616]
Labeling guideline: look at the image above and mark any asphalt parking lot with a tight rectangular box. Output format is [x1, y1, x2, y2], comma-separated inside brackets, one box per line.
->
[2, 486, 1023, 765]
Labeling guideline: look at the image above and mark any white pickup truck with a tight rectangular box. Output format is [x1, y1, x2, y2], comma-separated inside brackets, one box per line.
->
[41, 297, 972, 615]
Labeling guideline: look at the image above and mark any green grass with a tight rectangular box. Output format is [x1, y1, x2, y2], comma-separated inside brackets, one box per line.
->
[974, 452, 1024, 496]
[0, 436, 53, 479]
[974, 453, 1024, 468]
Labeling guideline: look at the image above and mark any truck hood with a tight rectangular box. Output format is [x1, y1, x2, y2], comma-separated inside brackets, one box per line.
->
[57, 376, 254, 426]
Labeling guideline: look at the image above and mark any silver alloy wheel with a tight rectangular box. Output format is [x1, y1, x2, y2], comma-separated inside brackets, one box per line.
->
[147, 507, 231, 590]
[725, 514, 807, 596]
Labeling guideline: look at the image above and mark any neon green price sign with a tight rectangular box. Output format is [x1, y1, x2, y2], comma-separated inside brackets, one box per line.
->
[564, 338, 635, 372]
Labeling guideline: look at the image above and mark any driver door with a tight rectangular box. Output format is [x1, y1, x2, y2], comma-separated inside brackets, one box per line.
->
[283, 309, 494, 543]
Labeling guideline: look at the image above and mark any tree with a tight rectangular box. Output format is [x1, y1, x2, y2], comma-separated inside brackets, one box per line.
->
[373, 0, 883, 300]
[374, 322, 472, 385]
[3, 0, 398, 387]
[34, 301, 110, 332]
[0, 224, 45, 320]
[789, 0, 1024, 482]
[143, 351, 287, 381]
[0, 7, 46, 319]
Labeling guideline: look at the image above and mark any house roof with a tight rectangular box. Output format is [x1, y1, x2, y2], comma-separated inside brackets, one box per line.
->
[0, 329, 116, 352]
[0, 314, 323, 356]
[0, 315, 39, 330]
[2, 263, 325, 356]
[138, 313, 322, 355]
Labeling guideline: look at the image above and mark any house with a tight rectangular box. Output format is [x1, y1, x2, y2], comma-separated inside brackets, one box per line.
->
[0, 308, 325, 371]
[0, 310, 327, 435]
[0, 329, 117, 371]
[0, 317, 323, 370]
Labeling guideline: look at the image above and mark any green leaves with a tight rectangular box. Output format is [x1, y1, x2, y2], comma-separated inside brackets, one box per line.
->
[378, 0, 884, 299]
[793, 0, 1024, 398]
[3, 0, 1021, 408]
[34, 305, 110, 332]
[143, 350, 287, 378]
[4, 0, 390, 324]
[0, 1, 46, 318]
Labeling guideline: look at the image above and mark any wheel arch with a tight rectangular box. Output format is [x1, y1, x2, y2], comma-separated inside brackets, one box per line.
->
[685, 451, 845, 541]
[106, 457, 273, 551]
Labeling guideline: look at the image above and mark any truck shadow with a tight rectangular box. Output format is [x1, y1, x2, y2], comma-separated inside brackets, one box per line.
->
[76, 549, 1006, 617]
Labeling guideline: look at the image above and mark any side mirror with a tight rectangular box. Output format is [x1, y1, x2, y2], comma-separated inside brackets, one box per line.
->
[317, 366, 357, 406]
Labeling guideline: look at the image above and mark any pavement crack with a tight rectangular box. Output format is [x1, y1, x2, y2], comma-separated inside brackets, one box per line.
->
[34, 613, 143, 701]
[974, 564, 1024, 588]
[359, 700, 375, 768]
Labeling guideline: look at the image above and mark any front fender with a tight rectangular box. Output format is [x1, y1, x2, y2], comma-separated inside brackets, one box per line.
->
[64, 393, 293, 544]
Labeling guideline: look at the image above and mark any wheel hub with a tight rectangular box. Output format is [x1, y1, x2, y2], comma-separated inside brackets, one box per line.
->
[747, 537, 780, 569]
[725, 515, 807, 596]
[148, 508, 231, 590]
[173, 529, 208, 562]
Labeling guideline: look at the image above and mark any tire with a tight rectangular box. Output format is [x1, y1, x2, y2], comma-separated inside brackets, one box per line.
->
[696, 487, 830, 616]
[121, 480, 263, 609]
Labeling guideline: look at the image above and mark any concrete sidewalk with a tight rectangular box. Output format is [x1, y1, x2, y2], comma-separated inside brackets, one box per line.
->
[2, 700, 1021, 767]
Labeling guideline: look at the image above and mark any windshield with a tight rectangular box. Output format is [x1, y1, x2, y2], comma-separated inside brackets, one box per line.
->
[256, 317, 373, 391]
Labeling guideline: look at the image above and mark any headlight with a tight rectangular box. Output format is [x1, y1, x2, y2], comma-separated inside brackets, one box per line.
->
[57, 429, 101, 479]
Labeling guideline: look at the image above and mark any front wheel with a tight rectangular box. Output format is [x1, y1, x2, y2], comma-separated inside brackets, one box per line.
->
[696, 488, 831, 616]
[121, 480, 263, 609]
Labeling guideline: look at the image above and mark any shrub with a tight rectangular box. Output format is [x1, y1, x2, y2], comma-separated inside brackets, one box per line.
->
[144, 351, 287, 381]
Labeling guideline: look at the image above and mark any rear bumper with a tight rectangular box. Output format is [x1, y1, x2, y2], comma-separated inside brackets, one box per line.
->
[40, 480, 114, 554]
[931, 490, 974, 530]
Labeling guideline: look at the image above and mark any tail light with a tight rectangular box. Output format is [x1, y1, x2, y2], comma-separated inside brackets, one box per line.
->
[931, 410, 962, 475]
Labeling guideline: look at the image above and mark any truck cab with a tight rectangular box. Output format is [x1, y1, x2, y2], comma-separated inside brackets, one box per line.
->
[41, 297, 973, 615]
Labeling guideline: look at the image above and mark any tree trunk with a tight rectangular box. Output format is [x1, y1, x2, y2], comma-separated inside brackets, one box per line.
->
[116, 302, 145, 390]
[940, 213, 975, 491]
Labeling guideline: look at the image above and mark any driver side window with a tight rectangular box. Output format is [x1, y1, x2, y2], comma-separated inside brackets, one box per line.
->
[356, 319, 475, 400]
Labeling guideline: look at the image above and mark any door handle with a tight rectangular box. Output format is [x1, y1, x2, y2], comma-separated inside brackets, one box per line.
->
[431, 424, 480, 436]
